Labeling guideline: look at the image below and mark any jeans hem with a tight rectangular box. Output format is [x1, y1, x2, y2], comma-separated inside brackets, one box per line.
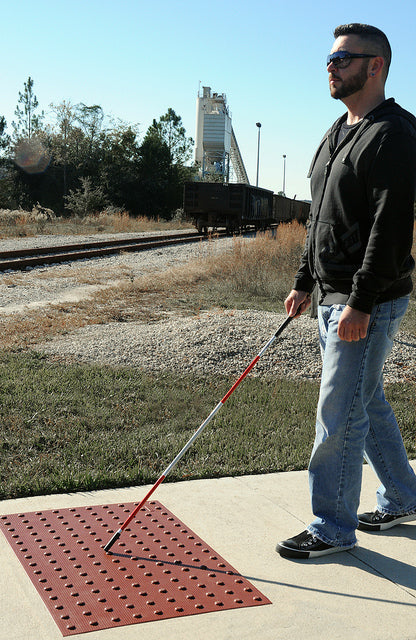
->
[376, 506, 416, 516]
[307, 525, 357, 548]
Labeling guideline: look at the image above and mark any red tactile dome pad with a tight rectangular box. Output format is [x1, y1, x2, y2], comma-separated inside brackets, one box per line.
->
[1, 501, 271, 635]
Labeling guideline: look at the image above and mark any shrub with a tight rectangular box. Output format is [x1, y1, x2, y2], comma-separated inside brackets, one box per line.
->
[64, 177, 109, 217]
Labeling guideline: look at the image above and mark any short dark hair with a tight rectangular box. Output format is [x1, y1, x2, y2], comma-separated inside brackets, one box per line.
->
[333, 23, 391, 80]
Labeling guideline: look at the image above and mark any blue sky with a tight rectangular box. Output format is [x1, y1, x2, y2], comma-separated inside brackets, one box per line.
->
[1, 0, 415, 201]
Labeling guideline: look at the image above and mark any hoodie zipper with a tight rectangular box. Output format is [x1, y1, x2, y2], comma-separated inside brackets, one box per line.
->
[309, 117, 372, 298]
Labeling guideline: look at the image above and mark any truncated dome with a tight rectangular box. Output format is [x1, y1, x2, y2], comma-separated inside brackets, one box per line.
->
[1, 500, 270, 635]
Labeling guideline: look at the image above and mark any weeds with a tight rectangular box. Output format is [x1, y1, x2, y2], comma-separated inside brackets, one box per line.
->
[0, 208, 191, 238]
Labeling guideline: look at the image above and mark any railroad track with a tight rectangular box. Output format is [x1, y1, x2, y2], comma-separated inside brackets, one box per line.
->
[0, 231, 213, 272]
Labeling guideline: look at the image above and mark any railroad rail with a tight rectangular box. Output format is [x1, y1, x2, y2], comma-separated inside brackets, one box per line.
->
[0, 231, 211, 272]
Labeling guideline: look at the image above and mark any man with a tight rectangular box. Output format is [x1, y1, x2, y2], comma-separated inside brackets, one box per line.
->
[277, 23, 416, 559]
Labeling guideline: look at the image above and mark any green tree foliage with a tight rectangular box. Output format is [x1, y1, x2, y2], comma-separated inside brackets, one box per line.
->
[147, 108, 194, 166]
[136, 127, 172, 216]
[49, 101, 77, 197]
[140, 109, 195, 217]
[0, 116, 9, 152]
[75, 103, 104, 174]
[99, 120, 141, 213]
[1, 79, 195, 217]
[0, 117, 14, 206]
[45, 101, 104, 210]
[12, 76, 44, 141]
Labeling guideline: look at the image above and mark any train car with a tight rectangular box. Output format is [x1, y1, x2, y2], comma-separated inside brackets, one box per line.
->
[183, 181, 311, 233]
[183, 182, 274, 234]
[272, 193, 310, 224]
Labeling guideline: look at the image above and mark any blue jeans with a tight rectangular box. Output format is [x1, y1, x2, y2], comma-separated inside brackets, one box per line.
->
[308, 297, 416, 547]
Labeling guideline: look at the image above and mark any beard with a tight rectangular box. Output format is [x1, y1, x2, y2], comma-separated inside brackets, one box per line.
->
[330, 61, 369, 100]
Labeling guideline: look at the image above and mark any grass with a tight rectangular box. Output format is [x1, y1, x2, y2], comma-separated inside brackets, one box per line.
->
[2, 351, 414, 500]
[0, 352, 317, 498]
[0, 219, 415, 499]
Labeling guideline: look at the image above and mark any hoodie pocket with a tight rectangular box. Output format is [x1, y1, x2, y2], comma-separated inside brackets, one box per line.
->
[314, 220, 362, 280]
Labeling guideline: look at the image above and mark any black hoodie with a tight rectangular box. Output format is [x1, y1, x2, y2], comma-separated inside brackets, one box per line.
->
[294, 98, 416, 313]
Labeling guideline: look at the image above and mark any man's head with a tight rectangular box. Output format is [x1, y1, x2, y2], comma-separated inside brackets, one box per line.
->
[333, 24, 391, 80]
[327, 24, 391, 102]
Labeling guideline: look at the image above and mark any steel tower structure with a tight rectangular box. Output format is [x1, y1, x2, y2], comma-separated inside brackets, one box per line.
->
[194, 86, 249, 184]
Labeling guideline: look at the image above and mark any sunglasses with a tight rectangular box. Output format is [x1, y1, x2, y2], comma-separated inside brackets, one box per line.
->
[327, 51, 377, 69]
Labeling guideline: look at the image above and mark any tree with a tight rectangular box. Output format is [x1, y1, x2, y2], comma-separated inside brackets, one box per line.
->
[70, 103, 105, 178]
[136, 128, 171, 216]
[0, 117, 13, 207]
[142, 109, 195, 217]
[50, 100, 77, 197]
[75, 104, 104, 153]
[0, 116, 9, 152]
[12, 76, 44, 141]
[44, 102, 105, 211]
[147, 108, 193, 166]
[3, 95, 196, 218]
[99, 120, 141, 213]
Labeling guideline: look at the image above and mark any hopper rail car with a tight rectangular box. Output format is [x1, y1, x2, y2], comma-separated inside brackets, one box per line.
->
[183, 182, 310, 234]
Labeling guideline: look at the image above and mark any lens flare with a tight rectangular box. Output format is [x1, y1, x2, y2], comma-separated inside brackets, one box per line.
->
[14, 138, 51, 174]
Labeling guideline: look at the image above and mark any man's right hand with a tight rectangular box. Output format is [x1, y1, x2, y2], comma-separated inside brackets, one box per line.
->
[284, 290, 311, 317]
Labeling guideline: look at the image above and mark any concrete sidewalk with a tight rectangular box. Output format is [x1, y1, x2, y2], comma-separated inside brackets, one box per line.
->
[1, 461, 415, 640]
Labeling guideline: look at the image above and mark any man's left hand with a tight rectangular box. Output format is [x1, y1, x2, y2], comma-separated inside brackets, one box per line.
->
[338, 306, 370, 342]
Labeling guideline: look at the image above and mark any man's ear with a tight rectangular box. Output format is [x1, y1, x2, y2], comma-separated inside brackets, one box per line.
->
[369, 56, 384, 77]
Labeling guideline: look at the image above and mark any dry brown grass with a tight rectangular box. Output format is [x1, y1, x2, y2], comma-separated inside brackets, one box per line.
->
[0, 209, 190, 238]
[0, 290, 166, 350]
[189, 223, 307, 301]
[0, 223, 307, 351]
[2, 220, 415, 351]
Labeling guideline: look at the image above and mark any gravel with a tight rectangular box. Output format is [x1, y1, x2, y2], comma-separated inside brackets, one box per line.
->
[0, 229, 192, 252]
[1, 232, 415, 384]
[38, 308, 416, 383]
[0, 231, 222, 313]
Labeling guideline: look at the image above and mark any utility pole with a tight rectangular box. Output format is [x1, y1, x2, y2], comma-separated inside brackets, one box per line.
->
[282, 154, 286, 195]
[256, 122, 261, 186]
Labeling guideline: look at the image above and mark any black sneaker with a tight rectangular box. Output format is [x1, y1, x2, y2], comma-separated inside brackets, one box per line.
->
[276, 530, 354, 559]
[357, 510, 416, 531]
